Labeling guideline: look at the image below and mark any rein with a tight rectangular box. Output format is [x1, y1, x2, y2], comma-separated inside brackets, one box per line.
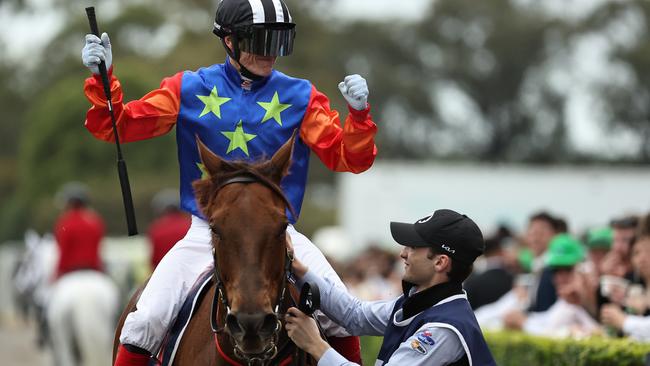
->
[208, 175, 297, 366]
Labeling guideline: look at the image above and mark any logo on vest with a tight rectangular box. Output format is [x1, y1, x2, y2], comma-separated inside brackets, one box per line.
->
[416, 330, 436, 346]
[410, 339, 427, 355]
[441, 244, 456, 254]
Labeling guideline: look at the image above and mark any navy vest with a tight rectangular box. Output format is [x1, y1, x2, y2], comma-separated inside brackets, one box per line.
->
[377, 294, 496, 366]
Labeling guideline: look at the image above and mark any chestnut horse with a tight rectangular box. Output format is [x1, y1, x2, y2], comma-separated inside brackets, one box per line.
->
[114, 134, 315, 365]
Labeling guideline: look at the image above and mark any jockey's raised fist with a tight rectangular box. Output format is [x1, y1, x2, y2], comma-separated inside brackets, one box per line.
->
[338, 74, 369, 111]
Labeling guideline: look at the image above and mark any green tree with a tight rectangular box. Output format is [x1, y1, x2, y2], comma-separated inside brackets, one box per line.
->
[591, 0, 650, 161]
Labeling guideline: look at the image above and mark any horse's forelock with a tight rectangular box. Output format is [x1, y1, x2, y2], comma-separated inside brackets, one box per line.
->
[206, 160, 295, 219]
[192, 177, 218, 218]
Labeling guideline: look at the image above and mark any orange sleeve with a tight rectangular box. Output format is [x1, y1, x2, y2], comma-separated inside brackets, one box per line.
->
[300, 85, 377, 173]
[83, 67, 182, 143]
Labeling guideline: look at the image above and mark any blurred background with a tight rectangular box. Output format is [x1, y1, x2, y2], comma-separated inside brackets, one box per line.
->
[2, 0, 650, 364]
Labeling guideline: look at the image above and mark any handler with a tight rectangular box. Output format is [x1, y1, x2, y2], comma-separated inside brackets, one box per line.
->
[81, 0, 376, 364]
[286, 209, 496, 366]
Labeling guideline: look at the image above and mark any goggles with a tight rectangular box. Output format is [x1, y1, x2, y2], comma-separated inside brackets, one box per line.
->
[234, 24, 296, 57]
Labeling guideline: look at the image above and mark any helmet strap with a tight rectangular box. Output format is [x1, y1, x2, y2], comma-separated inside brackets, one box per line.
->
[221, 35, 264, 81]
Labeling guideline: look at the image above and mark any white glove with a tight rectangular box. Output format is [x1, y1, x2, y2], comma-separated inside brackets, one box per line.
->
[82, 32, 112, 74]
[338, 74, 369, 111]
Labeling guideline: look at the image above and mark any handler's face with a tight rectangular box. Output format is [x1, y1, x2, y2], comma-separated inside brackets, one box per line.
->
[400, 246, 436, 286]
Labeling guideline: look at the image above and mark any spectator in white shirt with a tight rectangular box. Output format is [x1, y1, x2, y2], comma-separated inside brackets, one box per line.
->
[503, 234, 601, 338]
[601, 225, 650, 342]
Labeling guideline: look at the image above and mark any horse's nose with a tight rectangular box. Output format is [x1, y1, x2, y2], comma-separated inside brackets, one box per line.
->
[226, 312, 279, 337]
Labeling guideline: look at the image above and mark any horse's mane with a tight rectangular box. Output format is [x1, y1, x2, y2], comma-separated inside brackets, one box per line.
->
[193, 158, 296, 219]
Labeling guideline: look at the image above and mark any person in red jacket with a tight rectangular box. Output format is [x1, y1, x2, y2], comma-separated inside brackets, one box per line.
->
[148, 189, 190, 269]
[53, 182, 105, 279]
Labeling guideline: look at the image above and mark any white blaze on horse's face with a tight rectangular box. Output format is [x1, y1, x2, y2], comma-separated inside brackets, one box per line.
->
[193, 133, 296, 359]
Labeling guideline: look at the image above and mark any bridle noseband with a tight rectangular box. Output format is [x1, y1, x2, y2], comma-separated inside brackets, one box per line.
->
[208, 175, 295, 366]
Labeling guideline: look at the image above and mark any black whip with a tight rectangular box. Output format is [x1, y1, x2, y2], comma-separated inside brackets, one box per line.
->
[85, 6, 138, 236]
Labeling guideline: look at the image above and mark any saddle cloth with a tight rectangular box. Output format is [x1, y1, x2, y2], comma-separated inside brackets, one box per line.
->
[152, 268, 214, 366]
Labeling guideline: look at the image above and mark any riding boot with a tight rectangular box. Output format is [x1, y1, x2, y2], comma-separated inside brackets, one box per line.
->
[328, 336, 362, 364]
[114, 344, 152, 366]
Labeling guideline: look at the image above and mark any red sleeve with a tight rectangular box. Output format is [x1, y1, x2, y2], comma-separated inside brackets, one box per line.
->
[83, 67, 182, 143]
[299, 85, 377, 173]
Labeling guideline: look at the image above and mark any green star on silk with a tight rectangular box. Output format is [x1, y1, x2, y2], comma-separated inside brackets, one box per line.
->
[196, 162, 209, 179]
[221, 121, 257, 156]
[197, 86, 231, 118]
[257, 91, 291, 125]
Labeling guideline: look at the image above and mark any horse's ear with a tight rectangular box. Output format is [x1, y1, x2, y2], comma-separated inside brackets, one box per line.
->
[196, 136, 235, 177]
[268, 130, 296, 183]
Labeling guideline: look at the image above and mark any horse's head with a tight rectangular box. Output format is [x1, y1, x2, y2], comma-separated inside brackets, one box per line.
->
[192, 133, 296, 360]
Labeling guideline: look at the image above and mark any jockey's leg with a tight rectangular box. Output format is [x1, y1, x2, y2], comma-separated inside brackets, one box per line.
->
[115, 344, 151, 366]
[116, 216, 211, 365]
[328, 336, 363, 365]
[287, 225, 363, 364]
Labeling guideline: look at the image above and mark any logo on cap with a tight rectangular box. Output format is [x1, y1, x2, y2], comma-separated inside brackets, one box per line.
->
[441, 244, 455, 253]
[417, 213, 435, 224]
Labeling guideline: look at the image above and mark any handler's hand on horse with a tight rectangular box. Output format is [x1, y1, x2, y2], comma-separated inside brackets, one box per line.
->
[285, 307, 330, 359]
[82, 33, 112, 74]
[338, 74, 369, 111]
[286, 235, 308, 278]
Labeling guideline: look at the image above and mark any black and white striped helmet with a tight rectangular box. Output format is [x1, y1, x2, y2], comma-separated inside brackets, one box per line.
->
[213, 0, 295, 57]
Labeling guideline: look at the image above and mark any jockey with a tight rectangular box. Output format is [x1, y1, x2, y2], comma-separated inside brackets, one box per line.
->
[81, 0, 377, 365]
[53, 182, 105, 279]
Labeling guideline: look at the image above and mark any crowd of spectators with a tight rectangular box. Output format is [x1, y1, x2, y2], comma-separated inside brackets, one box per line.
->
[334, 211, 650, 343]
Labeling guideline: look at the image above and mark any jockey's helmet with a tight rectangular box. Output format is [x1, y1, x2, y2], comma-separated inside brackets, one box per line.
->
[213, 0, 295, 58]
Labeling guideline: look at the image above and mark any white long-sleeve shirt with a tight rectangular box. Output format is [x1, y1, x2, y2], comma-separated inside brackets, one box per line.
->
[523, 299, 600, 338]
[623, 315, 650, 342]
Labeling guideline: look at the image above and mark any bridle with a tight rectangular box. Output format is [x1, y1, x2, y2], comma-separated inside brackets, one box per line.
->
[207, 174, 296, 366]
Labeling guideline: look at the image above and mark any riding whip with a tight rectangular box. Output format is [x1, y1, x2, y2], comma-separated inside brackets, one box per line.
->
[85, 6, 138, 236]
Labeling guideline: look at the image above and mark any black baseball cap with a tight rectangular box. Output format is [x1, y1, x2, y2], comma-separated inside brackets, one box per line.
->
[390, 209, 485, 265]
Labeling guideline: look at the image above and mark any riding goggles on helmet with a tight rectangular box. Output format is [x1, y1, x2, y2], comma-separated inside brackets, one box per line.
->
[216, 23, 296, 57]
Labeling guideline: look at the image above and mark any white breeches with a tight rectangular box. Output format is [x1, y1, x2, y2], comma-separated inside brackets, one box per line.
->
[120, 216, 349, 353]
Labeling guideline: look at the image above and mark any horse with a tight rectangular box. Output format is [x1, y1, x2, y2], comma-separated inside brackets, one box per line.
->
[13, 229, 120, 366]
[113, 134, 317, 365]
[12, 230, 56, 346]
